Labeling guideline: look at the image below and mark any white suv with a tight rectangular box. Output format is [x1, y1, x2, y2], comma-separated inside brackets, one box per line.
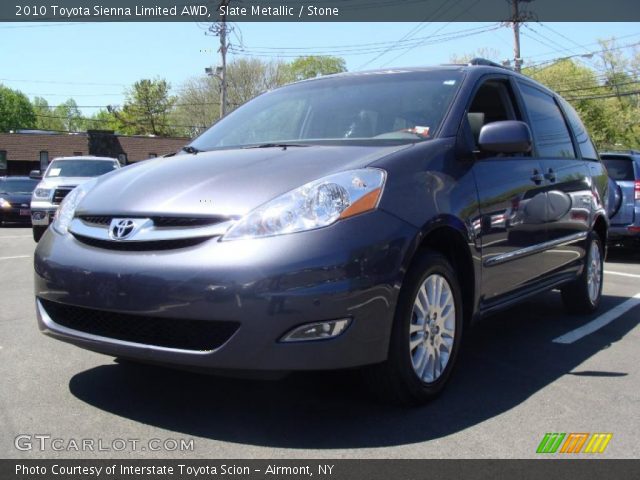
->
[31, 156, 120, 241]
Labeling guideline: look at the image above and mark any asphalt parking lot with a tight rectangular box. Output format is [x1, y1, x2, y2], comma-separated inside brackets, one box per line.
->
[0, 226, 638, 459]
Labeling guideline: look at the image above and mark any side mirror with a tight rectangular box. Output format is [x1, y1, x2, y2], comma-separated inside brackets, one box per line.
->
[478, 120, 532, 154]
[29, 170, 42, 180]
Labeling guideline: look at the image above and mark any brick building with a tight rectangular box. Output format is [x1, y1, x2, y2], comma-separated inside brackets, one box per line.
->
[0, 130, 190, 175]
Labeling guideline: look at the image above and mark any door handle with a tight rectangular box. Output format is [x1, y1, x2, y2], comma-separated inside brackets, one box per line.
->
[544, 168, 556, 182]
[531, 170, 544, 185]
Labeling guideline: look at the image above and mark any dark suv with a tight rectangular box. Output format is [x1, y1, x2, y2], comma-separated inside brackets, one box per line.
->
[601, 151, 640, 246]
[34, 60, 609, 405]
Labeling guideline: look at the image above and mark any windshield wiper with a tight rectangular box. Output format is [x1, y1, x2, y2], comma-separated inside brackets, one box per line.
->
[181, 146, 201, 154]
[242, 143, 310, 150]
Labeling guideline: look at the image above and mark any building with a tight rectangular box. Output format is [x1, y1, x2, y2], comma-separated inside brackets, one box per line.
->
[0, 130, 190, 175]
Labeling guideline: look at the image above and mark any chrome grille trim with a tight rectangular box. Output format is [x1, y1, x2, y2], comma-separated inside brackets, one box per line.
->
[69, 216, 234, 243]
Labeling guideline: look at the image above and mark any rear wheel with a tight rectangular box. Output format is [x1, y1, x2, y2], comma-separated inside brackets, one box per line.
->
[365, 251, 464, 405]
[32, 226, 46, 242]
[561, 232, 603, 314]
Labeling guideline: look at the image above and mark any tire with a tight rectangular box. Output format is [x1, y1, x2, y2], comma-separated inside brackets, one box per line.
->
[32, 226, 46, 242]
[561, 232, 603, 314]
[365, 250, 464, 406]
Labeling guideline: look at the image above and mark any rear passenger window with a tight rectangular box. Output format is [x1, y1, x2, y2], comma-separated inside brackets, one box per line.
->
[519, 83, 575, 159]
[558, 97, 599, 160]
[602, 157, 635, 181]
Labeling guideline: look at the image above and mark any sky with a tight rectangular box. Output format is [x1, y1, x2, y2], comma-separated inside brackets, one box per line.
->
[0, 21, 638, 116]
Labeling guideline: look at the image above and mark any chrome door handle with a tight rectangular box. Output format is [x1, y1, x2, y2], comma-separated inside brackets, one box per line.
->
[544, 168, 556, 182]
[531, 170, 544, 184]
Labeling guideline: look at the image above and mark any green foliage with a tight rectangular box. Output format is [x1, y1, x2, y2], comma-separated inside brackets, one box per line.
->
[112, 78, 177, 136]
[0, 84, 35, 132]
[33, 96, 64, 131]
[84, 109, 121, 132]
[524, 43, 640, 150]
[283, 55, 347, 82]
[449, 48, 502, 65]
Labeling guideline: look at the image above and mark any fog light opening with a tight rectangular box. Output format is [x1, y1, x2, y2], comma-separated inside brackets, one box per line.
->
[280, 318, 351, 342]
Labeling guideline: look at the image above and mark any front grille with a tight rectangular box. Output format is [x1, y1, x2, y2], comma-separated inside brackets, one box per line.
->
[80, 215, 111, 226]
[153, 216, 227, 228]
[72, 233, 209, 251]
[40, 298, 239, 351]
[78, 215, 226, 228]
[53, 188, 73, 205]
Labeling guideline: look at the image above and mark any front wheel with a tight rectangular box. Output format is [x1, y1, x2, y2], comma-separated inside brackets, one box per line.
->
[561, 232, 603, 314]
[32, 226, 47, 242]
[365, 251, 464, 406]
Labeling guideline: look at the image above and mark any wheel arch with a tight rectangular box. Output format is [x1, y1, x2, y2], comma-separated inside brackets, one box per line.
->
[402, 216, 477, 327]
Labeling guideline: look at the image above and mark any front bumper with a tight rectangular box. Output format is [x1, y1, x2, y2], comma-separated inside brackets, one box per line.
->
[1, 206, 32, 224]
[609, 224, 640, 240]
[30, 202, 58, 226]
[34, 210, 417, 371]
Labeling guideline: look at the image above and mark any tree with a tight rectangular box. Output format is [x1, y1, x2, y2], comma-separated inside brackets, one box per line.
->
[33, 96, 64, 131]
[449, 48, 502, 65]
[227, 57, 291, 105]
[112, 78, 177, 136]
[0, 85, 35, 132]
[171, 75, 219, 137]
[174, 56, 347, 133]
[53, 98, 83, 132]
[173, 58, 291, 134]
[284, 55, 347, 81]
[524, 58, 635, 149]
[84, 109, 121, 132]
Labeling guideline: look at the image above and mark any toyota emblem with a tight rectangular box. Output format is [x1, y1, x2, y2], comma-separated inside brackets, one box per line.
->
[109, 218, 138, 240]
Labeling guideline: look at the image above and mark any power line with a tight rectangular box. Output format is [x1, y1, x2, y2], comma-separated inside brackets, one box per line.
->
[526, 40, 640, 69]
[356, 0, 455, 70]
[0, 78, 127, 87]
[379, 0, 488, 68]
[34, 113, 206, 130]
[231, 24, 502, 59]
[566, 89, 640, 101]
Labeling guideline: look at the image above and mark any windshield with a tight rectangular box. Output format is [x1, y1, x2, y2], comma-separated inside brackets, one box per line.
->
[190, 70, 463, 151]
[45, 160, 118, 178]
[0, 179, 38, 194]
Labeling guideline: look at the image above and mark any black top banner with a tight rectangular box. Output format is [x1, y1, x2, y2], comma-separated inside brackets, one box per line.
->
[3, 0, 640, 22]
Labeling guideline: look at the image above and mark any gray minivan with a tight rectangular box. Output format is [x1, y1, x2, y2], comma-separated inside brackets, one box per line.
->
[601, 151, 640, 246]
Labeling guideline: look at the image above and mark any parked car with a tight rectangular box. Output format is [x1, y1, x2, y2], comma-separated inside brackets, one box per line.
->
[30, 156, 120, 241]
[0, 176, 39, 226]
[34, 60, 610, 405]
[601, 151, 640, 247]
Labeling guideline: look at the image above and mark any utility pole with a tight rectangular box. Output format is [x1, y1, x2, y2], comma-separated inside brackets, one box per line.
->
[511, 0, 522, 72]
[208, 1, 231, 119]
[506, 0, 535, 73]
[219, 1, 229, 118]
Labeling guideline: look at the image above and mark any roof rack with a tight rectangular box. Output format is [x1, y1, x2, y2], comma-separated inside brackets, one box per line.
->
[467, 58, 512, 70]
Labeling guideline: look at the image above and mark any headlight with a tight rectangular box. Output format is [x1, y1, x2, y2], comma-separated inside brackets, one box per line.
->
[222, 168, 386, 241]
[33, 188, 52, 200]
[52, 179, 97, 235]
[0, 197, 10, 209]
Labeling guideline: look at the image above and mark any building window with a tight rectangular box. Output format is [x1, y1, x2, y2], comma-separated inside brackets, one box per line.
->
[73, 151, 82, 156]
[0, 150, 7, 171]
[149, 153, 158, 158]
[39, 151, 49, 171]
[117, 153, 128, 165]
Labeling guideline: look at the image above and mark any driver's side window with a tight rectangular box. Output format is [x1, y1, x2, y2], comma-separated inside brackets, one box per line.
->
[467, 80, 525, 154]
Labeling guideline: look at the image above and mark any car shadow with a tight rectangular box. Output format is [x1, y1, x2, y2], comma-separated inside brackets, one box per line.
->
[69, 291, 638, 449]
[607, 246, 640, 264]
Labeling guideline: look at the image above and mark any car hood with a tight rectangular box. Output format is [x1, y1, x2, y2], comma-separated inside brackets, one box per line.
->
[78, 144, 412, 217]
[0, 192, 32, 204]
[38, 176, 97, 189]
